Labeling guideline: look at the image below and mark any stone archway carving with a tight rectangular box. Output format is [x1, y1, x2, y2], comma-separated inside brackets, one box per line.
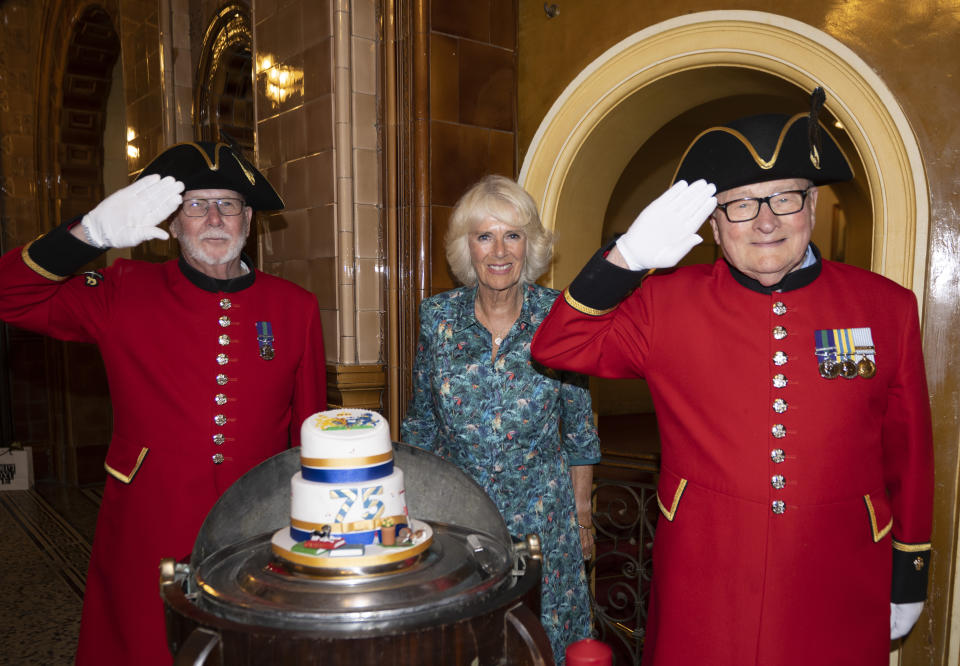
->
[519, 11, 928, 308]
[194, 4, 255, 152]
[31, 1, 121, 484]
[36, 2, 121, 233]
[194, 4, 258, 264]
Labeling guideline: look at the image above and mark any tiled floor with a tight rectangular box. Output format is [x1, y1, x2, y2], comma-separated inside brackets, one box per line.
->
[0, 482, 100, 666]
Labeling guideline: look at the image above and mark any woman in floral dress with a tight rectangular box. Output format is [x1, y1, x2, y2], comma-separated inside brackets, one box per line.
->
[400, 175, 601, 664]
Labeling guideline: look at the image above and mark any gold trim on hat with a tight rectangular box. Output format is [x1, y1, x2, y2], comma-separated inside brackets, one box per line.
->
[231, 152, 257, 185]
[809, 144, 821, 169]
[149, 141, 224, 171]
[143, 140, 244, 174]
[674, 113, 809, 175]
[670, 112, 854, 183]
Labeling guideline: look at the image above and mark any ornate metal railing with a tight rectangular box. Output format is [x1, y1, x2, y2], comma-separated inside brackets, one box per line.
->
[587, 453, 660, 666]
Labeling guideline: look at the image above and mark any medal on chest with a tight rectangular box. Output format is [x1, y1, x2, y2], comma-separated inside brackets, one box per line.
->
[256, 321, 275, 360]
[814, 327, 876, 379]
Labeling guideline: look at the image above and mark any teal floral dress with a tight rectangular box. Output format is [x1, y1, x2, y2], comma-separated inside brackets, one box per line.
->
[401, 283, 601, 664]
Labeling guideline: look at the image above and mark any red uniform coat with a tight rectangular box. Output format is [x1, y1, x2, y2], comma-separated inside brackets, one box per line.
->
[531, 248, 933, 666]
[0, 226, 326, 665]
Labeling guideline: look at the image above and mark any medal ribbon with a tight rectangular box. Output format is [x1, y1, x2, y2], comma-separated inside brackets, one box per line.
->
[834, 328, 855, 358]
[814, 329, 836, 363]
[850, 327, 876, 362]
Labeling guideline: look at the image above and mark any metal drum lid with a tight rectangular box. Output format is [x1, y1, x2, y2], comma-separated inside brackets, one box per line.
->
[191, 444, 514, 569]
[192, 522, 514, 634]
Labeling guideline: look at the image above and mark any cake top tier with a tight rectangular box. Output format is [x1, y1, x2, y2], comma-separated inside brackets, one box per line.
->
[300, 408, 392, 461]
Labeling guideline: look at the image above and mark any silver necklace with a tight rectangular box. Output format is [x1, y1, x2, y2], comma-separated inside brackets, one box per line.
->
[475, 298, 519, 348]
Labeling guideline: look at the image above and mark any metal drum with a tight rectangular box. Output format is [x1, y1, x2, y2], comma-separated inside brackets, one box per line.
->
[161, 443, 554, 665]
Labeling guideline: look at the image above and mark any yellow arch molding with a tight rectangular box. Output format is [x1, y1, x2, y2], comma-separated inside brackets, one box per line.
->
[519, 10, 928, 310]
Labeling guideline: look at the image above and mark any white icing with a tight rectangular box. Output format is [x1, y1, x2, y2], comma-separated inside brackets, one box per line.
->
[300, 408, 391, 461]
[290, 469, 408, 535]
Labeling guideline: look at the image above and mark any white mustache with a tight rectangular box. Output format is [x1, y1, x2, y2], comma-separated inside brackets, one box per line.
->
[199, 231, 232, 241]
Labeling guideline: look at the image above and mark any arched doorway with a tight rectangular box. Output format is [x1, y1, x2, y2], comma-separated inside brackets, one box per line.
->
[194, 3, 258, 264]
[21, 2, 123, 484]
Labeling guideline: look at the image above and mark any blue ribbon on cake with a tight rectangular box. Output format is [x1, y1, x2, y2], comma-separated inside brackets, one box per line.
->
[301, 460, 393, 483]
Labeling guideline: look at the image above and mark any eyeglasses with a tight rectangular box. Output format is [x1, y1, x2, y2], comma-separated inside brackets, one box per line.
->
[715, 188, 811, 223]
[181, 198, 246, 217]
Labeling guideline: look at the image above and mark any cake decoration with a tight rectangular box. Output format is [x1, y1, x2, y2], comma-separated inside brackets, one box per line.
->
[314, 411, 378, 430]
[270, 408, 433, 573]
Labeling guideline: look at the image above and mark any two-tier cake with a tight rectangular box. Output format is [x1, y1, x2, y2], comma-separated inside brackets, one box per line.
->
[270, 409, 433, 572]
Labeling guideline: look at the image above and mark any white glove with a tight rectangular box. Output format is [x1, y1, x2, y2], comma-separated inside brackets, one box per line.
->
[891, 601, 924, 639]
[80, 174, 184, 248]
[615, 179, 717, 271]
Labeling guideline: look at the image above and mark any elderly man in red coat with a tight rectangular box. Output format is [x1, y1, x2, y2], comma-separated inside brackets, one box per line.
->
[0, 142, 327, 664]
[531, 89, 933, 665]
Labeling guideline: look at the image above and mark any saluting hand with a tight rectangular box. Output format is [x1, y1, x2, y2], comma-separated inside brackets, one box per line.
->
[614, 179, 717, 271]
[80, 174, 185, 248]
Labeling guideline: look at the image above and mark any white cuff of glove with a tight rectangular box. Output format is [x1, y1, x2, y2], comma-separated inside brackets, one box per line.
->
[890, 601, 923, 640]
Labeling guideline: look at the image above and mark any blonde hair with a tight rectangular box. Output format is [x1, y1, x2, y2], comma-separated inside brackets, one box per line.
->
[445, 175, 553, 287]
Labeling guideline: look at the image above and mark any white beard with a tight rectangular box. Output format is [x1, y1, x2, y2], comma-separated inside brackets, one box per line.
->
[178, 228, 247, 266]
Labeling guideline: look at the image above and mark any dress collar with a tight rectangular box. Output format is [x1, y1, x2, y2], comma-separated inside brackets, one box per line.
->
[178, 254, 256, 293]
[725, 243, 822, 294]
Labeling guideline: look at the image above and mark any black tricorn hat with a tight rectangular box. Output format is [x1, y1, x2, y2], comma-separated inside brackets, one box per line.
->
[672, 88, 853, 194]
[137, 141, 284, 211]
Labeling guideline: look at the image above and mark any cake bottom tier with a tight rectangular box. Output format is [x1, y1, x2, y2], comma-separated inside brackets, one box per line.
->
[289, 469, 409, 545]
[271, 518, 434, 574]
